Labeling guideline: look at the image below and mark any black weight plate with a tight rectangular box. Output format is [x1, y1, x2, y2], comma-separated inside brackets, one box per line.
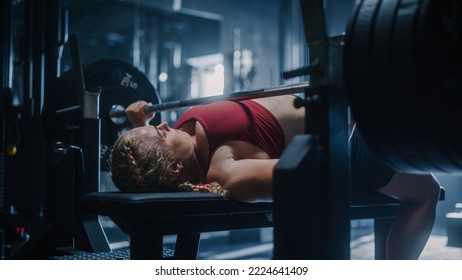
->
[366, 0, 453, 173]
[345, 0, 407, 170]
[42, 59, 161, 171]
[404, 0, 462, 172]
[346, 0, 462, 173]
[346, 0, 429, 172]
[83, 60, 161, 170]
[365, 0, 409, 171]
[415, 0, 462, 172]
[388, 0, 431, 172]
[345, 0, 381, 128]
[388, 0, 462, 173]
[344, 0, 370, 139]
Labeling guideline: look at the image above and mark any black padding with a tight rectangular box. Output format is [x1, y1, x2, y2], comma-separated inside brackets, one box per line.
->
[81, 192, 273, 218]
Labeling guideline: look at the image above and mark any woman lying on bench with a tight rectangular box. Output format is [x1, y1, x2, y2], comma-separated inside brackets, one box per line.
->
[110, 96, 441, 260]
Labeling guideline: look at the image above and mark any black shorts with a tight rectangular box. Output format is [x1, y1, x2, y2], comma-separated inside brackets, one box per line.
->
[350, 127, 395, 194]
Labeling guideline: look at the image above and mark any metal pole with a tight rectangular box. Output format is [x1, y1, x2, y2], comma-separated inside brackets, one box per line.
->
[273, 0, 350, 260]
[110, 82, 310, 118]
[1, 0, 14, 216]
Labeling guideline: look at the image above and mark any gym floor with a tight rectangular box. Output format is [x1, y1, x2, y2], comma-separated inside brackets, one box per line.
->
[186, 223, 462, 260]
[49, 221, 462, 260]
[352, 231, 462, 260]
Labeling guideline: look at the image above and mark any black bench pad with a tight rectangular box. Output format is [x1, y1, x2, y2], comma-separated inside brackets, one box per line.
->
[81, 192, 274, 236]
[81, 192, 273, 218]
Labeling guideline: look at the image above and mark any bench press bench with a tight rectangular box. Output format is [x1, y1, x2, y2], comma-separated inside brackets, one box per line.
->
[80, 187, 445, 260]
[81, 192, 273, 259]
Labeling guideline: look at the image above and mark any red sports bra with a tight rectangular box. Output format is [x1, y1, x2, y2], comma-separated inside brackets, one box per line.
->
[174, 100, 285, 159]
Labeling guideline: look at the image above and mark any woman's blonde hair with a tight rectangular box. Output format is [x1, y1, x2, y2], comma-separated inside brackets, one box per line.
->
[110, 129, 227, 196]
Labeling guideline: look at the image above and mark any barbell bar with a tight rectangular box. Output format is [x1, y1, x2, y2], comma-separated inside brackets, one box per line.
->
[109, 82, 311, 120]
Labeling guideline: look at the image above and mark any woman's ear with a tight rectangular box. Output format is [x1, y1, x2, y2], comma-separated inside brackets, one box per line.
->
[168, 162, 182, 177]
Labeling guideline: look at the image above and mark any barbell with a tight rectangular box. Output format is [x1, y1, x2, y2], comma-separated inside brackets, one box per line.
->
[108, 82, 311, 121]
[42, 0, 461, 174]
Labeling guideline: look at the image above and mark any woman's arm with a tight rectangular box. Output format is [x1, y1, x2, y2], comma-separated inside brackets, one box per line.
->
[207, 145, 278, 202]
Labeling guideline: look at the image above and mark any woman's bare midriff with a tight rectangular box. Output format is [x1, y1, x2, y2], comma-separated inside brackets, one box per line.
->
[253, 95, 305, 146]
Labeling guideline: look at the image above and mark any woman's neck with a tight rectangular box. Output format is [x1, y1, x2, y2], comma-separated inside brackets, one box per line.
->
[179, 140, 206, 183]
[179, 123, 209, 183]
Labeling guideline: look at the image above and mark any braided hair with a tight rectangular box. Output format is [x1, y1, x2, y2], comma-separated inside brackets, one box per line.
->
[110, 129, 228, 196]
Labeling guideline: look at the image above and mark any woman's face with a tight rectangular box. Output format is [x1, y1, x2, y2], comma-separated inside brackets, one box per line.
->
[130, 122, 194, 159]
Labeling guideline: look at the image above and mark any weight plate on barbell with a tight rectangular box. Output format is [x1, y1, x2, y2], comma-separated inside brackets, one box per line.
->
[388, 0, 429, 172]
[345, 0, 462, 173]
[345, 0, 408, 170]
[366, 0, 405, 169]
[42, 59, 162, 171]
[415, 0, 462, 171]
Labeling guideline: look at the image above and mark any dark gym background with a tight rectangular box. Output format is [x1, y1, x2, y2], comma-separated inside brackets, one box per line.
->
[1, 0, 462, 260]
